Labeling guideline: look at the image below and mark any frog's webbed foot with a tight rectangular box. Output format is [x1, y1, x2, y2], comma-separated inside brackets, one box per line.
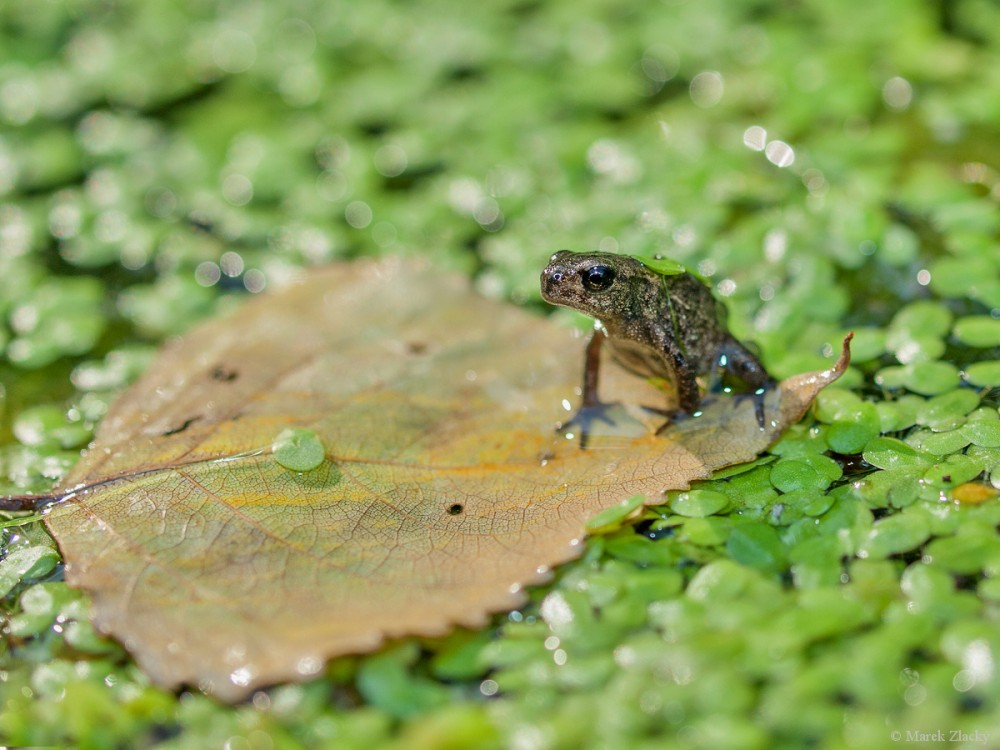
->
[557, 401, 621, 449]
[649, 406, 695, 435]
[733, 384, 773, 429]
[641, 404, 675, 418]
[712, 337, 775, 429]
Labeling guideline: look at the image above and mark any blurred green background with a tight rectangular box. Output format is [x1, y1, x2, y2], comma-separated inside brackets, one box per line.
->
[2, 0, 1000, 748]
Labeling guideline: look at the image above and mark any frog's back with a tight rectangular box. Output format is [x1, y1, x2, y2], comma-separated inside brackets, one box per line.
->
[601, 270, 730, 382]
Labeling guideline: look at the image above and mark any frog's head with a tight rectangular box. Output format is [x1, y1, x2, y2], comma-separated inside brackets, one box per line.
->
[540, 250, 661, 321]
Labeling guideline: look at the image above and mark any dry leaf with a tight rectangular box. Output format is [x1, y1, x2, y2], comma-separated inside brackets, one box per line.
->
[37, 257, 850, 700]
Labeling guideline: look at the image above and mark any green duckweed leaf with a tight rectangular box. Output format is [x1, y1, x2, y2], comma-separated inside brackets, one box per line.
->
[272, 428, 327, 472]
[878, 362, 961, 395]
[922, 454, 986, 488]
[825, 407, 880, 454]
[668, 489, 731, 517]
[908, 361, 963, 394]
[585, 493, 646, 532]
[874, 395, 923, 432]
[633, 254, 686, 276]
[769, 459, 829, 493]
[953, 316, 1000, 348]
[928, 256, 997, 299]
[908, 428, 973, 456]
[961, 420, 1000, 448]
[964, 361, 1000, 387]
[6, 277, 107, 369]
[850, 467, 923, 509]
[845, 328, 886, 362]
[863, 437, 934, 471]
[685, 559, 781, 603]
[789, 535, 843, 589]
[815, 390, 879, 453]
[356, 643, 451, 720]
[726, 523, 787, 574]
[8, 583, 77, 638]
[924, 530, 1000, 575]
[900, 563, 954, 604]
[0, 546, 60, 598]
[680, 516, 733, 546]
[858, 511, 930, 560]
[890, 302, 952, 339]
[916, 389, 980, 427]
[12, 406, 72, 448]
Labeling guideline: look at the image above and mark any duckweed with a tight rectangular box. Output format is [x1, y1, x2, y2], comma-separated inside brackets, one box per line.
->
[964, 361, 1000, 388]
[3, 0, 1000, 748]
[667, 489, 730, 518]
[953, 316, 1000, 348]
[586, 493, 646, 532]
[6, 278, 107, 369]
[272, 428, 326, 472]
[0, 545, 59, 597]
[858, 512, 931, 560]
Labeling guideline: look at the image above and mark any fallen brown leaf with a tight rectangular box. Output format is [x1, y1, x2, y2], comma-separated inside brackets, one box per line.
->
[34, 257, 849, 700]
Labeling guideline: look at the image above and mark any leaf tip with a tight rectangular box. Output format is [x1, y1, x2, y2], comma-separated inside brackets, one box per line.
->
[832, 332, 853, 377]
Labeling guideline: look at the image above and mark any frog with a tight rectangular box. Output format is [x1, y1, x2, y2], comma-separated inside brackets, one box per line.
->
[540, 249, 775, 447]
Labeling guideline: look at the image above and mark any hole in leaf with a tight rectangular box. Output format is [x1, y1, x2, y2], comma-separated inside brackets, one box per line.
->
[162, 417, 200, 437]
[447, 503, 464, 516]
[211, 366, 239, 382]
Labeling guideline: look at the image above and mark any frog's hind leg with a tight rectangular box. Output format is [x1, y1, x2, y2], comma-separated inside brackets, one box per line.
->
[715, 336, 776, 428]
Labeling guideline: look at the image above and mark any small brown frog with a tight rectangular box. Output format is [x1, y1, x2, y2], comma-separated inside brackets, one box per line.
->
[540, 250, 774, 447]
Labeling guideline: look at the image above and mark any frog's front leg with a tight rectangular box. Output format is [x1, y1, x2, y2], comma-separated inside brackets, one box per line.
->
[580, 325, 605, 409]
[558, 327, 618, 449]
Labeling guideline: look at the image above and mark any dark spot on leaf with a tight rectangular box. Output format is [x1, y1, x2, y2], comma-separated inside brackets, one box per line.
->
[447, 503, 464, 516]
[162, 417, 200, 437]
[942, 474, 952, 483]
[405, 341, 428, 355]
[211, 366, 239, 382]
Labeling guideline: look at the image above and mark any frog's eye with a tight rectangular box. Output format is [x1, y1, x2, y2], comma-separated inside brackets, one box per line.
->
[581, 264, 616, 292]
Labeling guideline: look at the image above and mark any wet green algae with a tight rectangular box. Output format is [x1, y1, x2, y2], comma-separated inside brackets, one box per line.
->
[2, 0, 1000, 747]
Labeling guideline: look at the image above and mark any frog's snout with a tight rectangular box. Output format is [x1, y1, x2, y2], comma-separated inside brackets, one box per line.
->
[540, 266, 567, 300]
[541, 250, 579, 302]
